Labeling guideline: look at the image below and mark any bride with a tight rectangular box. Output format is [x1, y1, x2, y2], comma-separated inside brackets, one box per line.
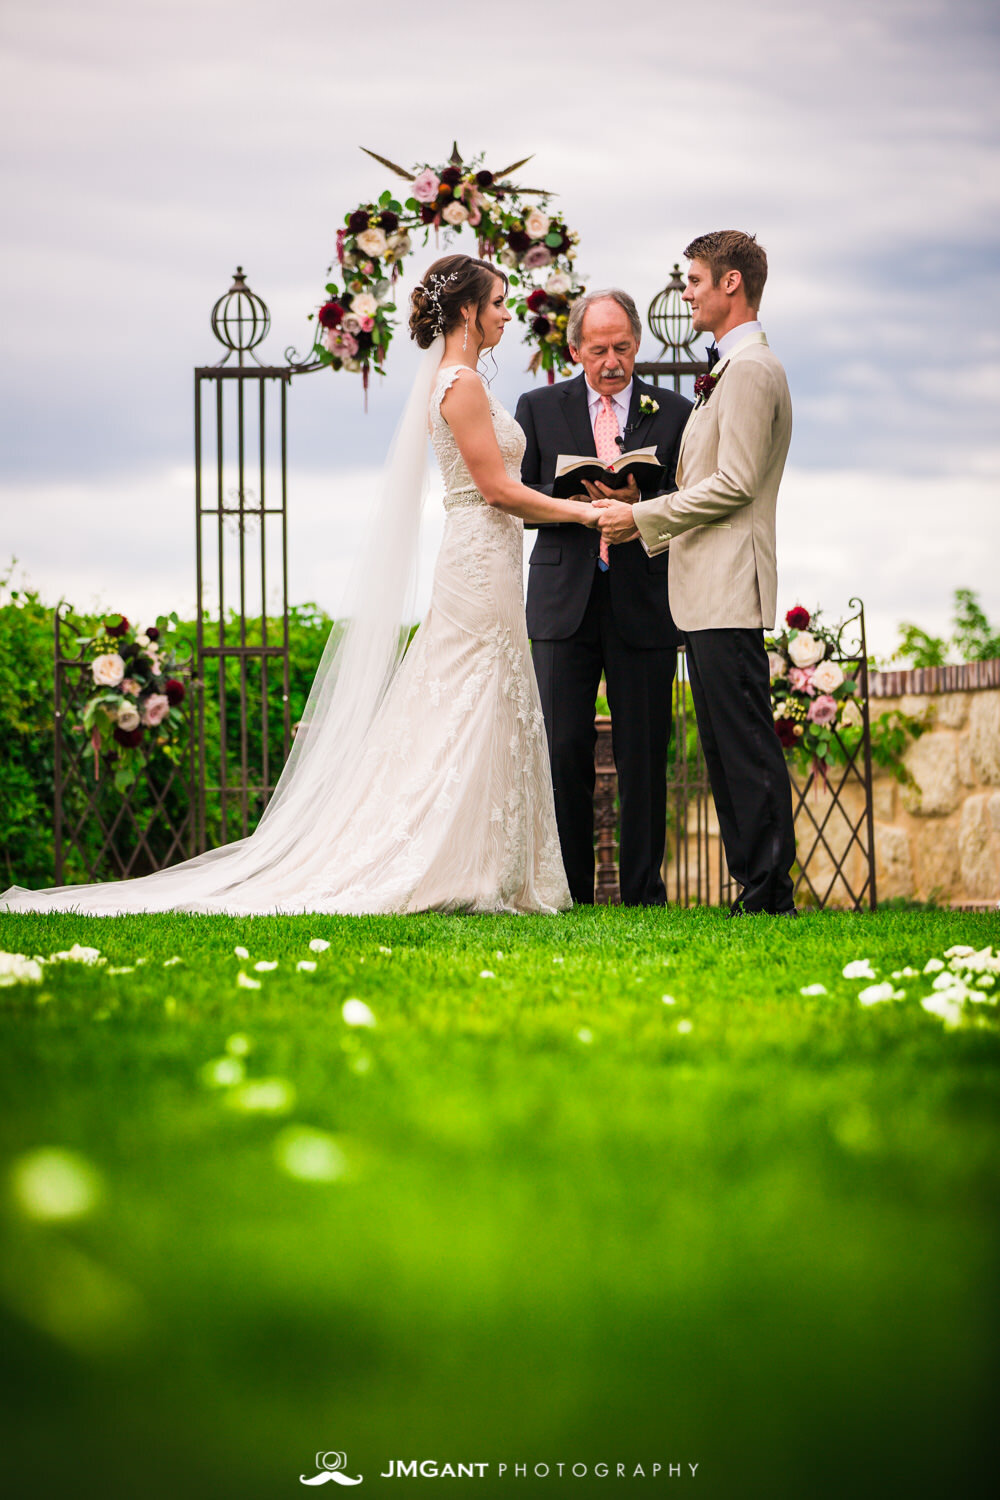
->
[1, 254, 602, 916]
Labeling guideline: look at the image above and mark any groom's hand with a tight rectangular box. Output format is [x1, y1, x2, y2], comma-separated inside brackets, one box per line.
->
[585, 478, 640, 545]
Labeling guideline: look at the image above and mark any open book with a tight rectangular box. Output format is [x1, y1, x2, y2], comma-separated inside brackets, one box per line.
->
[552, 446, 665, 499]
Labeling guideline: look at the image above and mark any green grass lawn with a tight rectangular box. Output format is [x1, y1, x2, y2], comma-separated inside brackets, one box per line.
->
[1, 906, 998, 1500]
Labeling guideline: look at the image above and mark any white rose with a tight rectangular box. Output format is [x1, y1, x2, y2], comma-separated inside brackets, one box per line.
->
[767, 651, 788, 680]
[92, 653, 126, 687]
[355, 226, 387, 257]
[116, 703, 140, 731]
[442, 201, 469, 226]
[386, 229, 410, 254]
[341, 314, 361, 335]
[524, 208, 550, 240]
[812, 659, 845, 692]
[136, 633, 150, 648]
[349, 292, 378, 320]
[499, 247, 518, 268]
[545, 271, 571, 297]
[787, 631, 826, 668]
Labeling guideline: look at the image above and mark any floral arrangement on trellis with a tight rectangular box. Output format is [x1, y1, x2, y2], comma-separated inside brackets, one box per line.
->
[78, 613, 187, 792]
[311, 145, 584, 396]
[767, 605, 864, 777]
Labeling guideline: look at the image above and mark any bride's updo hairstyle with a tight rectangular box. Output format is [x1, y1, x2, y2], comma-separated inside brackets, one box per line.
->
[409, 253, 508, 350]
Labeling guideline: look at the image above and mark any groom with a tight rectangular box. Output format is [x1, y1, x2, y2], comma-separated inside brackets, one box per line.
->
[593, 233, 797, 915]
[515, 289, 691, 905]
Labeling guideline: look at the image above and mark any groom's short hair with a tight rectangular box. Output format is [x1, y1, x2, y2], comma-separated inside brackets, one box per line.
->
[684, 231, 768, 310]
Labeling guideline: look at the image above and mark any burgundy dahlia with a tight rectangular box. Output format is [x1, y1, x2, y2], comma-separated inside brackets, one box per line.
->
[318, 300, 344, 329]
[774, 718, 797, 749]
[347, 209, 369, 233]
[531, 315, 551, 337]
[420, 204, 436, 224]
[693, 373, 717, 399]
[145, 625, 160, 641]
[440, 166, 462, 187]
[378, 210, 399, 231]
[164, 677, 185, 707]
[105, 614, 129, 638]
[475, 170, 494, 187]
[526, 288, 548, 313]
[786, 605, 811, 630]
[507, 230, 531, 254]
[113, 724, 144, 748]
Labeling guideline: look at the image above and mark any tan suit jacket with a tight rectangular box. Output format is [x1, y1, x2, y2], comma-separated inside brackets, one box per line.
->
[631, 331, 792, 631]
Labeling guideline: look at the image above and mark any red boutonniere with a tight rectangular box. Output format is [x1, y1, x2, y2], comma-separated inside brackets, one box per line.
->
[693, 371, 720, 406]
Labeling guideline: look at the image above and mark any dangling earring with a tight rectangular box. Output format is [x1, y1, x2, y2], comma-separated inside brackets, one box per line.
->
[462, 317, 469, 352]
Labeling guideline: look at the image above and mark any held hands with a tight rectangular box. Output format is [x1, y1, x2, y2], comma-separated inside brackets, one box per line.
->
[584, 477, 640, 546]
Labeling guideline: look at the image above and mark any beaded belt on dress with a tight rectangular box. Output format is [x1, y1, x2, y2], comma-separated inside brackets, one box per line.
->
[443, 487, 488, 511]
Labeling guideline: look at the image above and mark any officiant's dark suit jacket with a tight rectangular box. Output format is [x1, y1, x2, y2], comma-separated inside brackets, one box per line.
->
[515, 373, 691, 647]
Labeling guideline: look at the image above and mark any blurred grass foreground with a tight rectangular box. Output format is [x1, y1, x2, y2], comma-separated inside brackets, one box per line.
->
[1, 905, 998, 1499]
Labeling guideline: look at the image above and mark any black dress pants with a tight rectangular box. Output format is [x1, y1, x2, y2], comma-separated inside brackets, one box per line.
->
[683, 628, 796, 914]
[532, 570, 675, 905]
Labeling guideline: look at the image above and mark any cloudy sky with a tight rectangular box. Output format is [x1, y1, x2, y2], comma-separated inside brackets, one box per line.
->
[2, 0, 998, 656]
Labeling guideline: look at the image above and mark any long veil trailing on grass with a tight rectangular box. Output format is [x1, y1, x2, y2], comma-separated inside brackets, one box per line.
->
[0, 337, 446, 915]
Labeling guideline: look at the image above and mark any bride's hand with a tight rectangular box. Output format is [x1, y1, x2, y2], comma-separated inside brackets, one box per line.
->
[575, 500, 602, 529]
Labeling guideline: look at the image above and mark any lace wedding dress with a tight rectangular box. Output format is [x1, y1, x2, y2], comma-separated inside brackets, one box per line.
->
[0, 362, 571, 917]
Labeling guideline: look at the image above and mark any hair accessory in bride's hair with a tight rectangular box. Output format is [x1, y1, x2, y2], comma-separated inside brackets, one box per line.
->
[419, 267, 463, 336]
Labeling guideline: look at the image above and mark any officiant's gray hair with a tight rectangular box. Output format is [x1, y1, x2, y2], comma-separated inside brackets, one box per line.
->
[566, 289, 642, 349]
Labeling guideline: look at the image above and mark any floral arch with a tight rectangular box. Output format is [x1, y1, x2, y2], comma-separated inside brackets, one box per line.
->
[310, 144, 584, 399]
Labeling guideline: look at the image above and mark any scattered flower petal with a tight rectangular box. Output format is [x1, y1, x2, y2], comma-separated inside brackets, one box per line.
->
[857, 982, 897, 1005]
[479, 970, 495, 979]
[274, 1126, 348, 1182]
[342, 998, 376, 1028]
[253, 960, 278, 972]
[923, 958, 945, 974]
[0, 952, 44, 986]
[576, 1028, 593, 1043]
[661, 994, 676, 1005]
[234, 946, 250, 960]
[944, 945, 975, 958]
[10, 1148, 103, 1222]
[843, 959, 876, 979]
[296, 960, 317, 973]
[106, 965, 135, 976]
[49, 944, 103, 965]
[163, 957, 183, 967]
[200, 1056, 245, 1088]
[975, 974, 996, 991]
[236, 972, 261, 990]
[932, 972, 961, 991]
[552, 956, 565, 964]
[494, 951, 504, 960]
[378, 946, 392, 955]
[308, 939, 330, 953]
[676, 1019, 693, 1034]
[225, 1079, 296, 1114]
[921, 993, 965, 1028]
[799, 983, 828, 997]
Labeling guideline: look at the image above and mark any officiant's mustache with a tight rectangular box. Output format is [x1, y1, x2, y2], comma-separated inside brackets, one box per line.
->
[598, 366, 627, 381]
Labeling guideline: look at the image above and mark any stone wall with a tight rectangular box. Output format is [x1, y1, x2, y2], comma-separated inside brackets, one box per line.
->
[869, 662, 1000, 907]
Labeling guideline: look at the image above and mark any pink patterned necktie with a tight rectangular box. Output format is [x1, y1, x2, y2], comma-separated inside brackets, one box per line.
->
[592, 394, 620, 569]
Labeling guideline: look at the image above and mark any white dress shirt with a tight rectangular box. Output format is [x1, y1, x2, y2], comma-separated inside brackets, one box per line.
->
[716, 320, 763, 361]
[585, 377, 632, 445]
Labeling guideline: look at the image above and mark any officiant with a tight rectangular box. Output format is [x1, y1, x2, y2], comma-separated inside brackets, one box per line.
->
[515, 289, 691, 905]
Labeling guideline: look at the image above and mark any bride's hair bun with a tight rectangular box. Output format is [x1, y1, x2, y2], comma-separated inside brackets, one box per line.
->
[409, 254, 508, 350]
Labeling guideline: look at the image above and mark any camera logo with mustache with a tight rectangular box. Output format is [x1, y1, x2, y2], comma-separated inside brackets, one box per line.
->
[300, 1452, 363, 1486]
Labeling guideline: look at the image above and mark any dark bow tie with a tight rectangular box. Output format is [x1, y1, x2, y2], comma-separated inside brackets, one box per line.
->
[705, 343, 720, 370]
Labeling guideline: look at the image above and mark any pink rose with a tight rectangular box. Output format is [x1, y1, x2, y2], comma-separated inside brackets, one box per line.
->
[358, 315, 375, 332]
[323, 327, 359, 357]
[411, 168, 440, 203]
[788, 666, 816, 696]
[807, 694, 838, 726]
[522, 244, 553, 270]
[141, 693, 170, 727]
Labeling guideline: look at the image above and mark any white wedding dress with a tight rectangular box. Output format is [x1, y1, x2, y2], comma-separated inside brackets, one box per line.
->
[0, 361, 571, 917]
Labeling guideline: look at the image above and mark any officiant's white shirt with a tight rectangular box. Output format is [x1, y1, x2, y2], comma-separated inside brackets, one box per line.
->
[585, 377, 632, 441]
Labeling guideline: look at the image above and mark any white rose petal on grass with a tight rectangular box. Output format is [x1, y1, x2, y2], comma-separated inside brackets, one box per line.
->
[944, 945, 975, 959]
[308, 939, 330, 953]
[932, 972, 965, 992]
[552, 956, 565, 965]
[661, 994, 676, 1005]
[975, 974, 997, 992]
[49, 944, 103, 965]
[274, 1126, 349, 1183]
[921, 993, 965, 1028]
[163, 957, 182, 968]
[842, 959, 876, 980]
[200, 1056, 245, 1089]
[479, 970, 495, 979]
[225, 1033, 251, 1057]
[296, 960, 317, 973]
[576, 1028, 593, 1044]
[799, 983, 828, 997]
[676, 1019, 693, 1034]
[342, 999, 376, 1028]
[106, 965, 135, 976]
[951, 946, 1000, 974]
[378, 945, 392, 955]
[0, 952, 45, 986]
[923, 958, 945, 974]
[857, 982, 900, 1006]
[10, 1148, 103, 1222]
[253, 960, 278, 972]
[234, 946, 250, 960]
[225, 1079, 296, 1114]
[236, 972, 261, 990]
